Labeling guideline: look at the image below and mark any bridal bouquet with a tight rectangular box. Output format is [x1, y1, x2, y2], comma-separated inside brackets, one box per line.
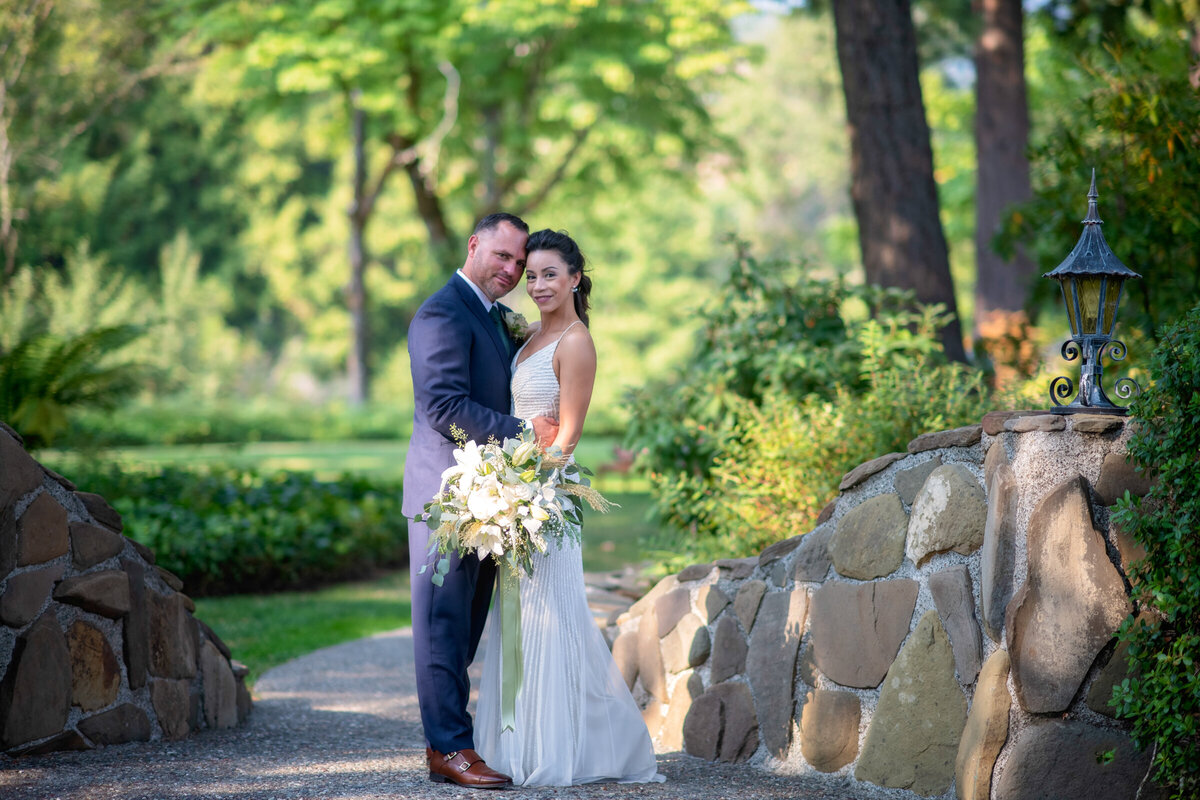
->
[419, 424, 613, 732]
[419, 424, 612, 585]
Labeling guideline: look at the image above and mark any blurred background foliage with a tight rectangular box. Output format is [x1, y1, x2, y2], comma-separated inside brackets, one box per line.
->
[2, 0, 1198, 578]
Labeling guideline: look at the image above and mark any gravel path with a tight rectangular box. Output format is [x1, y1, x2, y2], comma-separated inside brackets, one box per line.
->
[0, 628, 870, 800]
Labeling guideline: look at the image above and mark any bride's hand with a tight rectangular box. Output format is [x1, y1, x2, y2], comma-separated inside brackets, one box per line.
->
[531, 416, 559, 448]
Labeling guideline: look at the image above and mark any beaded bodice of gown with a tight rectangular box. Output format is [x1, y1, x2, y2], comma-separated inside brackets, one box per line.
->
[509, 322, 579, 421]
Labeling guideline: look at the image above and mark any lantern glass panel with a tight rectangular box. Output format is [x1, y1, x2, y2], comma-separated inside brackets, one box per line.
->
[1077, 276, 1103, 335]
[1060, 280, 1080, 335]
[1101, 278, 1122, 336]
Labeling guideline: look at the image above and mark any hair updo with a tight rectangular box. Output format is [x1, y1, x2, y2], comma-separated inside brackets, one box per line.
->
[525, 229, 591, 326]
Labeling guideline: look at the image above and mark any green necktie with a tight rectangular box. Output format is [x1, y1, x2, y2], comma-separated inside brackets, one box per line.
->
[488, 305, 511, 357]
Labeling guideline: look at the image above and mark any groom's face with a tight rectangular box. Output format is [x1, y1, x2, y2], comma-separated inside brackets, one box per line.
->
[464, 222, 528, 302]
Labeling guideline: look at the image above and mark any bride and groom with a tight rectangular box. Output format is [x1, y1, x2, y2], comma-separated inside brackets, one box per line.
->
[402, 213, 662, 788]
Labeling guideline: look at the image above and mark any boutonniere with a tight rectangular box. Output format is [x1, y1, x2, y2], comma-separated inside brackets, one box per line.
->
[502, 309, 532, 343]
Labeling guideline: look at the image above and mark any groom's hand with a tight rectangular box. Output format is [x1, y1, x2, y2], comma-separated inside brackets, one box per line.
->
[531, 416, 559, 448]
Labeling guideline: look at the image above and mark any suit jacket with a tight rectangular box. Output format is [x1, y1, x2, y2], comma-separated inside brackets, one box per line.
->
[402, 275, 523, 518]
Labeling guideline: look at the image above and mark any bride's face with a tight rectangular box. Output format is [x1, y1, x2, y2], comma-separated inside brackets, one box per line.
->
[525, 249, 579, 316]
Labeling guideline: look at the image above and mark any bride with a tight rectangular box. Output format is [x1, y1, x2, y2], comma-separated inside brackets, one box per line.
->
[475, 229, 663, 786]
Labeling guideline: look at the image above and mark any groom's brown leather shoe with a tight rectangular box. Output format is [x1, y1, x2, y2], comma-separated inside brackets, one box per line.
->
[427, 747, 513, 789]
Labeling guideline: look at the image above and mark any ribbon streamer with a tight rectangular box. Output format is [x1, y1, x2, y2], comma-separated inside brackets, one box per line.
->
[499, 565, 523, 733]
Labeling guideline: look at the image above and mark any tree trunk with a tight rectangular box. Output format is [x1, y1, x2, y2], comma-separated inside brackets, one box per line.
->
[831, 0, 967, 362]
[346, 92, 369, 406]
[973, 0, 1035, 336]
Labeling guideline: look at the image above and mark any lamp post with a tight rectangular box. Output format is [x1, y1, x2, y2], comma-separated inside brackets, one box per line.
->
[1044, 170, 1142, 415]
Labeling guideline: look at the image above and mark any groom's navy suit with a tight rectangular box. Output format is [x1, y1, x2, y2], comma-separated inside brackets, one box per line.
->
[404, 274, 522, 754]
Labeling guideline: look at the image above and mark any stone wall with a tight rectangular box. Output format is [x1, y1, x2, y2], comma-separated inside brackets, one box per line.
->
[610, 410, 1159, 800]
[0, 423, 250, 755]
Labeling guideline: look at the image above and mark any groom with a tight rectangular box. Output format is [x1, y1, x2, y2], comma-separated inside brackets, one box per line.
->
[403, 212, 557, 788]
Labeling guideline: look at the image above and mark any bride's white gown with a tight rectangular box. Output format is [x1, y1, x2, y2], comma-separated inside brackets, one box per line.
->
[475, 324, 663, 786]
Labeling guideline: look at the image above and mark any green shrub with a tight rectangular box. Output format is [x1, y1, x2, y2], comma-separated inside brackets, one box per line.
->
[71, 464, 408, 597]
[625, 247, 995, 567]
[1110, 303, 1200, 799]
[710, 317, 991, 556]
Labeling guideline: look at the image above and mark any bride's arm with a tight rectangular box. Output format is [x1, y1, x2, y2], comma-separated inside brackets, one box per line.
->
[551, 328, 597, 456]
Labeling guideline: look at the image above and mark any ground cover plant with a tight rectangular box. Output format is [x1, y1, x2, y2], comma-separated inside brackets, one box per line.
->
[1110, 302, 1200, 799]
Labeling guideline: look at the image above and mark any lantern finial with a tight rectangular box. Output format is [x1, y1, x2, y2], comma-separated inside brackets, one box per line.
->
[1084, 168, 1101, 225]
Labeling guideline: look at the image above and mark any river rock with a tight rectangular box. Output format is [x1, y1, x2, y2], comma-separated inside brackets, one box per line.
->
[955, 649, 1011, 800]
[75, 492, 123, 533]
[696, 583, 730, 623]
[660, 671, 702, 751]
[982, 410, 1036, 435]
[1085, 612, 1151, 718]
[662, 612, 709, 673]
[69, 522, 126, 570]
[611, 629, 638, 690]
[714, 557, 757, 580]
[856, 610, 966, 797]
[992, 719, 1152, 800]
[77, 703, 151, 746]
[792, 526, 833, 583]
[908, 424, 982, 453]
[760, 535, 804, 569]
[799, 689, 860, 773]
[656, 586, 692, 637]
[930, 564, 982, 685]
[1094, 452, 1154, 506]
[747, 589, 808, 758]
[809, 579, 918, 689]
[635, 605, 667, 701]
[150, 678, 192, 740]
[0, 613, 71, 749]
[1006, 475, 1131, 713]
[122, 557, 149, 689]
[683, 682, 759, 763]
[981, 460, 1018, 642]
[149, 591, 198, 680]
[830, 493, 908, 580]
[895, 457, 942, 505]
[734, 580, 766, 631]
[907, 464, 986, 565]
[0, 563, 65, 628]
[839, 452, 905, 491]
[54, 570, 131, 618]
[676, 562, 714, 582]
[16, 492, 69, 567]
[710, 616, 748, 683]
[200, 640, 238, 729]
[66, 620, 120, 712]
[1072, 414, 1125, 435]
[1005, 413, 1065, 433]
[628, 574, 677, 619]
[0, 430, 44, 512]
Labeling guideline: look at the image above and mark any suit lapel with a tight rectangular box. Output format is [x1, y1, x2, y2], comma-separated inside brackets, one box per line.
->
[449, 277, 512, 381]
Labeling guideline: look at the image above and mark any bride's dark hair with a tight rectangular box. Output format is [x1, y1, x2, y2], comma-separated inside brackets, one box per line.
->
[525, 229, 591, 326]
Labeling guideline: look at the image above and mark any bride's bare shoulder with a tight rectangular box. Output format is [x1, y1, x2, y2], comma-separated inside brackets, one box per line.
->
[556, 322, 596, 362]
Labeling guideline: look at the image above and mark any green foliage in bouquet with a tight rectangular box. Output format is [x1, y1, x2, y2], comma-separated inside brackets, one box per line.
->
[71, 464, 407, 597]
[626, 248, 992, 566]
[1109, 303, 1200, 799]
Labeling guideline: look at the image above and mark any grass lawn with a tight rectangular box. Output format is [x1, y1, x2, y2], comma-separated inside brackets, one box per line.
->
[194, 570, 412, 687]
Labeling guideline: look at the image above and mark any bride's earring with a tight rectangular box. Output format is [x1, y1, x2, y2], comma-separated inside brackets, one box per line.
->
[572, 286, 579, 293]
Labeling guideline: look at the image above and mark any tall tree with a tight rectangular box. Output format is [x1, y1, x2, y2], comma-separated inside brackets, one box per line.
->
[0, 0, 196, 278]
[973, 0, 1036, 336]
[201, 0, 747, 403]
[831, 0, 968, 361]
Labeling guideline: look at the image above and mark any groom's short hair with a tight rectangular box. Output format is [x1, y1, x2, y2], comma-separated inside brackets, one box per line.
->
[473, 212, 529, 237]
